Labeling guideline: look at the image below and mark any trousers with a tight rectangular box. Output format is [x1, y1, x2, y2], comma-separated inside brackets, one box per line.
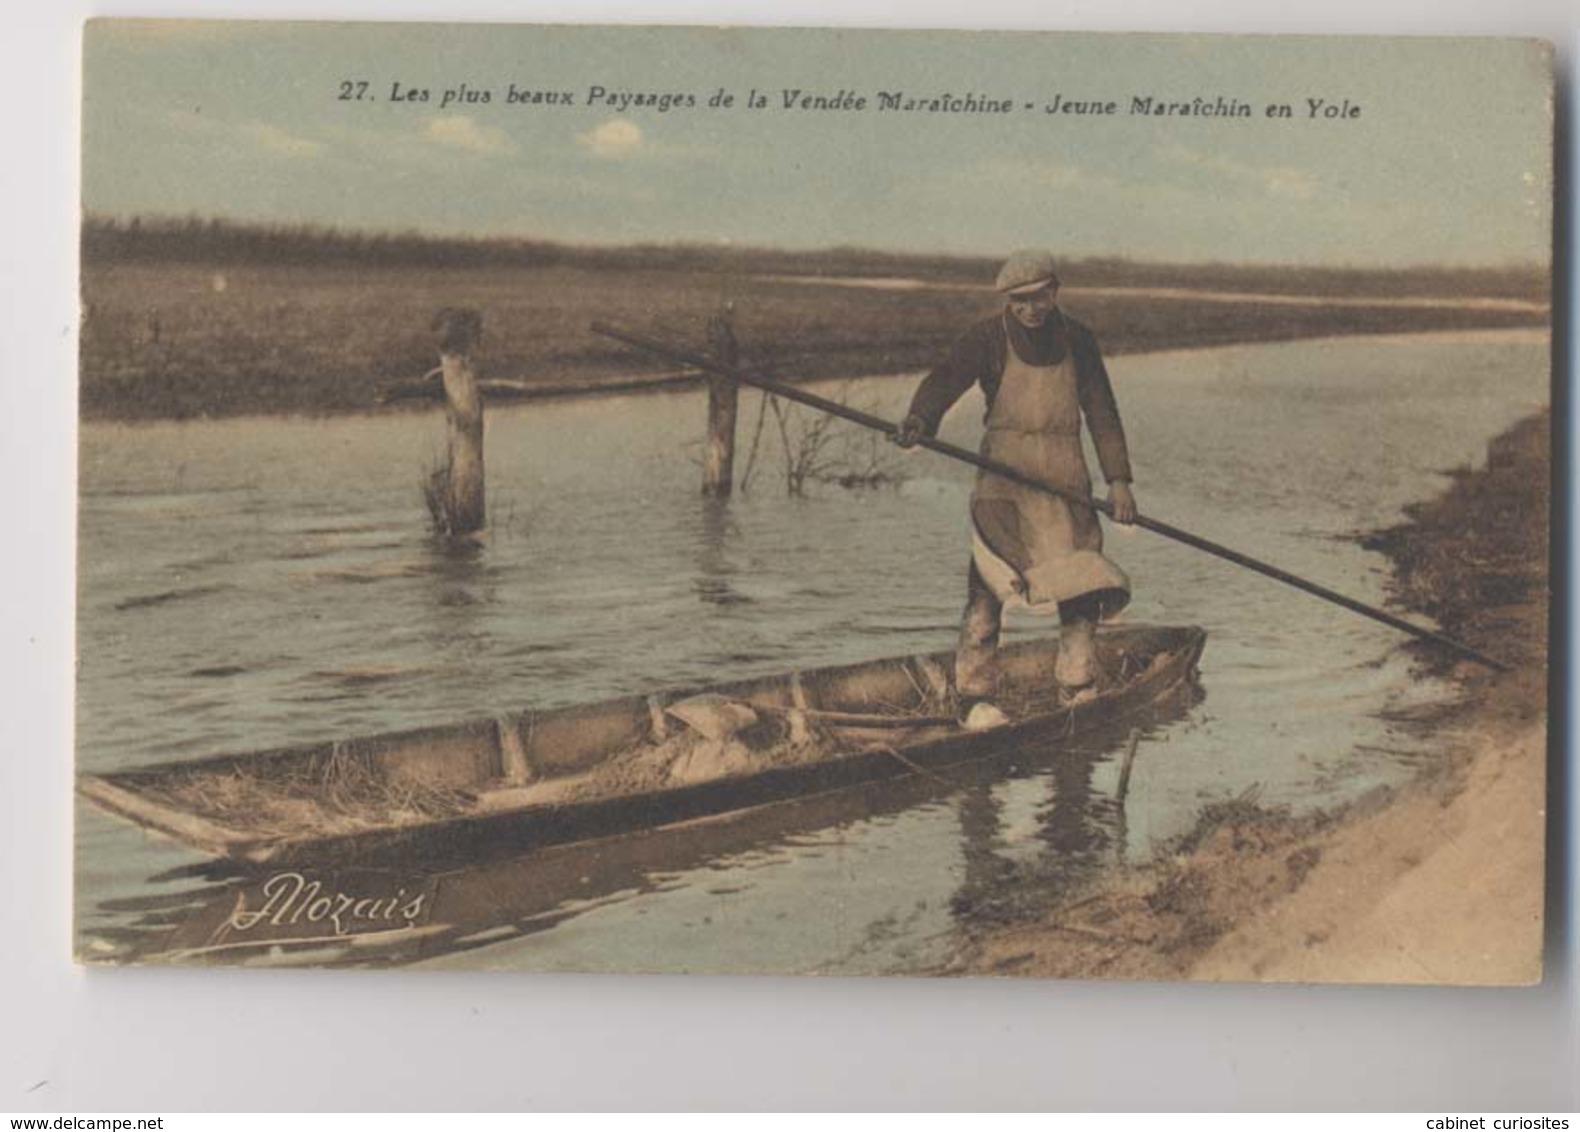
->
[956, 561, 1106, 699]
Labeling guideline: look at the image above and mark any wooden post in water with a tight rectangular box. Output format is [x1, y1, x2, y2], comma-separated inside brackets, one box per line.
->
[1116, 727, 1143, 805]
[702, 304, 739, 497]
[433, 308, 486, 536]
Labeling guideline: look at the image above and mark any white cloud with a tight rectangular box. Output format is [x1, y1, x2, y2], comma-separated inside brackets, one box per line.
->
[1259, 168, 1318, 201]
[576, 119, 645, 159]
[891, 158, 1108, 216]
[420, 115, 516, 156]
[979, 159, 1089, 190]
[156, 111, 326, 161]
[244, 123, 325, 160]
[968, 158, 1113, 193]
[1161, 145, 1317, 201]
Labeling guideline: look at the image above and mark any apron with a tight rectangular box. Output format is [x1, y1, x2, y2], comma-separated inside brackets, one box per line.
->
[969, 318, 1131, 615]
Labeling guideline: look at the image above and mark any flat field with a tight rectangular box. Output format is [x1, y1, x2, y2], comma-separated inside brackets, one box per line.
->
[79, 255, 1549, 420]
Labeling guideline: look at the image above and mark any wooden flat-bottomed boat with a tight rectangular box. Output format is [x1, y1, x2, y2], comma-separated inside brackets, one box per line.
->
[79, 624, 1206, 866]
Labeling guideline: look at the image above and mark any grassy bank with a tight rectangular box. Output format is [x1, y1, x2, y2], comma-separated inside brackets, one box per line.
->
[79, 223, 1548, 420]
[1362, 411, 1551, 673]
[941, 409, 1551, 983]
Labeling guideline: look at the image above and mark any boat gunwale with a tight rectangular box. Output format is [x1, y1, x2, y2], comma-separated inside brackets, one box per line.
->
[78, 624, 1206, 863]
[84, 625, 1197, 781]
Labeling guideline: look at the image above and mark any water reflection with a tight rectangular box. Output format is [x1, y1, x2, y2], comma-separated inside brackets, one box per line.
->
[954, 781, 1014, 919]
[950, 726, 1139, 928]
[74, 332, 1546, 970]
[419, 533, 496, 665]
[92, 688, 1199, 970]
[424, 531, 490, 597]
[692, 497, 748, 607]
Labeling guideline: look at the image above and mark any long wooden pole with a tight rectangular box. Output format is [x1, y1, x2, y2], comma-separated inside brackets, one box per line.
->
[591, 320, 1511, 673]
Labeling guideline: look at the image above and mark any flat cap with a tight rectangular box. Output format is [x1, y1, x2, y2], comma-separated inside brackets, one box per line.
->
[995, 249, 1061, 295]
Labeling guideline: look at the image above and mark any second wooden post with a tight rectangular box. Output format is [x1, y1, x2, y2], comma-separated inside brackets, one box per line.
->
[702, 304, 739, 497]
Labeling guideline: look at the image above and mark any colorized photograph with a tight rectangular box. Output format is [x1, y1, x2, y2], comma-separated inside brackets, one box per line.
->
[75, 21, 1552, 980]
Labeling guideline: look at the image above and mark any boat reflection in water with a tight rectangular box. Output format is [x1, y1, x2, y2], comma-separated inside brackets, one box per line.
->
[101, 677, 1201, 971]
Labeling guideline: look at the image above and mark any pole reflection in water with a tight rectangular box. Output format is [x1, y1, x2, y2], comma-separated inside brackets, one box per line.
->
[693, 496, 747, 608]
[419, 533, 498, 692]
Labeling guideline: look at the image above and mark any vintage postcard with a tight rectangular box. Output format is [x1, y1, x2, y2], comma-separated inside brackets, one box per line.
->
[75, 21, 1552, 981]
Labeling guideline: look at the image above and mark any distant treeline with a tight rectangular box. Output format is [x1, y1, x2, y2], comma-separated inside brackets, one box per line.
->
[81, 215, 996, 282]
[81, 215, 1548, 301]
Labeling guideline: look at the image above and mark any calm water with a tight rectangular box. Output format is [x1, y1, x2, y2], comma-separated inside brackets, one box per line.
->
[74, 329, 1548, 970]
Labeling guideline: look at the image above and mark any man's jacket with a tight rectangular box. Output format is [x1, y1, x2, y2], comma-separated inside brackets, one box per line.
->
[906, 310, 1133, 485]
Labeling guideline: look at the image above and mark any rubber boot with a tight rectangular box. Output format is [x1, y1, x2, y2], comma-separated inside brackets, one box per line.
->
[1055, 615, 1098, 692]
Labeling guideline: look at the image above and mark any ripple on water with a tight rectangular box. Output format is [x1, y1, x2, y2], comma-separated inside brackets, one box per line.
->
[113, 585, 232, 612]
[74, 333, 1548, 969]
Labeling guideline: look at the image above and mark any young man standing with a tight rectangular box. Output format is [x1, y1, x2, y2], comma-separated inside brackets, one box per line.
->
[895, 249, 1138, 725]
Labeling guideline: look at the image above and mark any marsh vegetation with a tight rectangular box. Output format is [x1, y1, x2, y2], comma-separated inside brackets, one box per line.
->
[80, 216, 1547, 421]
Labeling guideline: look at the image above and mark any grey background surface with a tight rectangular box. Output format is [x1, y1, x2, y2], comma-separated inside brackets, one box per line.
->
[3, 0, 1575, 1112]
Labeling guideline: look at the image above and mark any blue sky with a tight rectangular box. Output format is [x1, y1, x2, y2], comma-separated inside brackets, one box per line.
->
[82, 21, 1552, 266]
